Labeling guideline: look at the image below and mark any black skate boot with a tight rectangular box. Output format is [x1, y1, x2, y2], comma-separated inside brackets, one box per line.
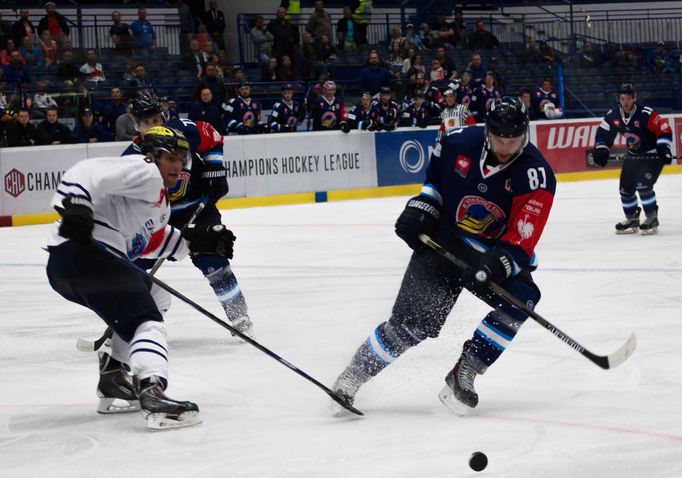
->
[438, 343, 480, 415]
[615, 207, 640, 234]
[96, 352, 140, 414]
[135, 376, 201, 430]
[639, 206, 659, 235]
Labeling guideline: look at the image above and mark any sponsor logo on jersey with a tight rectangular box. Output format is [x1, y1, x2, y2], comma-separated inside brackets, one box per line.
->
[455, 154, 471, 177]
[517, 214, 535, 239]
[129, 233, 147, 258]
[456, 195, 506, 238]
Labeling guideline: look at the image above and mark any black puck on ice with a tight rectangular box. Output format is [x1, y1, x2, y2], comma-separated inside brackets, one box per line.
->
[469, 451, 488, 472]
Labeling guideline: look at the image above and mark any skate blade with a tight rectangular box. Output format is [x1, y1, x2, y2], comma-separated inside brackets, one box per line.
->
[615, 228, 638, 235]
[145, 411, 202, 430]
[97, 398, 140, 414]
[438, 385, 471, 416]
[640, 228, 658, 235]
[328, 398, 358, 418]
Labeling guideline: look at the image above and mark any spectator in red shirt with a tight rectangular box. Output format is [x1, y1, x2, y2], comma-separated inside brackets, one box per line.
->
[38, 2, 70, 45]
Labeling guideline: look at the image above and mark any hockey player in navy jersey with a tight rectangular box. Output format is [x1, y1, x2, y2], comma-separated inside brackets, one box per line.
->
[470, 71, 502, 121]
[531, 78, 562, 120]
[310, 80, 348, 132]
[345, 92, 380, 131]
[374, 86, 400, 131]
[332, 97, 557, 414]
[399, 90, 431, 128]
[268, 84, 304, 133]
[46, 126, 235, 429]
[592, 83, 673, 235]
[224, 82, 263, 135]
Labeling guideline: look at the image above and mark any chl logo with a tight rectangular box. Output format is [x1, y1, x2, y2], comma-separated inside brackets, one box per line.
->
[4, 169, 25, 198]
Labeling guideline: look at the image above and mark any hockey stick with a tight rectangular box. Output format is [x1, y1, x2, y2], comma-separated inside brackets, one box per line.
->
[419, 234, 637, 370]
[75, 199, 208, 352]
[98, 242, 364, 416]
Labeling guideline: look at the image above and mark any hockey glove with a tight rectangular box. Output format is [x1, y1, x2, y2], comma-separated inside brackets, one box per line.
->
[235, 123, 248, 135]
[182, 224, 235, 259]
[395, 195, 442, 251]
[57, 196, 94, 243]
[592, 145, 610, 167]
[201, 161, 229, 202]
[365, 119, 377, 132]
[657, 143, 673, 164]
[383, 122, 396, 132]
[340, 120, 351, 134]
[463, 248, 513, 291]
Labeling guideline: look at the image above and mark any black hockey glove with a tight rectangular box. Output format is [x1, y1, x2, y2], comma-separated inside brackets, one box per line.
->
[592, 145, 610, 167]
[235, 123, 248, 135]
[657, 143, 673, 164]
[57, 196, 94, 243]
[201, 161, 229, 202]
[463, 248, 513, 291]
[383, 121, 396, 132]
[339, 120, 351, 134]
[395, 195, 442, 251]
[365, 119, 377, 132]
[182, 224, 235, 259]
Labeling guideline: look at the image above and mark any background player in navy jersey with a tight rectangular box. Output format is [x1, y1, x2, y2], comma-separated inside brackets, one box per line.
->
[46, 126, 235, 429]
[224, 82, 264, 135]
[592, 83, 673, 235]
[311, 80, 348, 131]
[93, 97, 253, 415]
[268, 83, 305, 133]
[345, 92, 380, 131]
[399, 90, 431, 128]
[331, 97, 557, 414]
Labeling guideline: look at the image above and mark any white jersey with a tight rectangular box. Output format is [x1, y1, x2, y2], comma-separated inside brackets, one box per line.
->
[438, 104, 474, 140]
[47, 155, 188, 261]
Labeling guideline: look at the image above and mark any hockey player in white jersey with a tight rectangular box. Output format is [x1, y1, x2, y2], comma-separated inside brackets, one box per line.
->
[46, 126, 236, 430]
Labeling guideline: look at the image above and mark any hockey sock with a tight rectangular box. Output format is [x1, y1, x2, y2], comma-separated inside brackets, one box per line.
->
[638, 189, 657, 217]
[205, 265, 249, 322]
[619, 192, 639, 217]
[129, 321, 169, 385]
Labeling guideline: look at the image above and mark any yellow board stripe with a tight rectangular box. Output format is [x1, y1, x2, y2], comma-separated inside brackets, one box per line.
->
[6, 165, 682, 226]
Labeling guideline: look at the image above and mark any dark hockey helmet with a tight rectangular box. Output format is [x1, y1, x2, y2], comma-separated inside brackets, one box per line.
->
[131, 95, 161, 121]
[617, 83, 636, 97]
[485, 96, 529, 138]
[141, 125, 190, 165]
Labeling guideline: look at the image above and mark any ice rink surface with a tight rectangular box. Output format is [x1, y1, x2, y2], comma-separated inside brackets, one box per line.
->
[1, 174, 682, 477]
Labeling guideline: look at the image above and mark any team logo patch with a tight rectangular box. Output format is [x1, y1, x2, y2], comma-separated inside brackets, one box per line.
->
[287, 115, 298, 127]
[456, 196, 507, 238]
[624, 132, 641, 150]
[478, 183, 488, 193]
[242, 111, 255, 127]
[517, 214, 535, 239]
[168, 170, 191, 202]
[321, 111, 338, 128]
[128, 233, 147, 258]
[455, 155, 471, 177]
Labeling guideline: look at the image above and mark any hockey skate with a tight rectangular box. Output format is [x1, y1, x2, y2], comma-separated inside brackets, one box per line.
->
[615, 207, 640, 234]
[439, 353, 479, 416]
[230, 316, 255, 341]
[640, 207, 659, 235]
[329, 368, 365, 417]
[135, 376, 201, 430]
[96, 352, 140, 414]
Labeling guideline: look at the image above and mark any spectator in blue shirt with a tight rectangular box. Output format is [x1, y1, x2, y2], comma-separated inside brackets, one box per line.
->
[646, 41, 676, 74]
[73, 107, 113, 143]
[2, 51, 30, 90]
[359, 50, 391, 96]
[130, 7, 156, 54]
[99, 87, 128, 134]
[189, 88, 224, 133]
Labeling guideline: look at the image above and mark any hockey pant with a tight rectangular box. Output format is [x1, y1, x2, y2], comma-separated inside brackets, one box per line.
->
[619, 156, 664, 217]
[47, 241, 171, 383]
[344, 246, 540, 381]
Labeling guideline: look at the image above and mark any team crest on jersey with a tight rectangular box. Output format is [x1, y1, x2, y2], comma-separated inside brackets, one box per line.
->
[128, 233, 147, 258]
[168, 170, 191, 202]
[634, 120, 640, 128]
[456, 195, 506, 238]
[321, 111, 338, 127]
[242, 111, 256, 127]
[287, 115, 298, 127]
[455, 155, 471, 177]
[624, 132, 641, 150]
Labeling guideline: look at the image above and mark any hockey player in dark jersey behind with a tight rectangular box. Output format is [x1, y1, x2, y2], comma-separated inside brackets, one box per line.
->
[592, 83, 673, 235]
[331, 97, 557, 415]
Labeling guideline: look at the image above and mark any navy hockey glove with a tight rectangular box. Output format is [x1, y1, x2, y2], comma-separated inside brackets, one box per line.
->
[657, 143, 673, 164]
[235, 123, 248, 135]
[365, 119, 377, 132]
[57, 196, 94, 243]
[592, 145, 610, 167]
[395, 195, 442, 251]
[383, 122, 396, 132]
[201, 161, 229, 202]
[463, 248, 513, 291]
[182, 224, 235, 259]
[340, 121, 351, 134]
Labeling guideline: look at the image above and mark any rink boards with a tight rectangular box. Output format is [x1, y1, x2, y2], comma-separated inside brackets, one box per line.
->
[2, 115, 682, 226]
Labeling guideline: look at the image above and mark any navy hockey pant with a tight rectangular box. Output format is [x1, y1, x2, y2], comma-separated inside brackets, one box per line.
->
[619, 156, 664, 217]
[47, 241, 163, 343]
[351, 246, 540, 378]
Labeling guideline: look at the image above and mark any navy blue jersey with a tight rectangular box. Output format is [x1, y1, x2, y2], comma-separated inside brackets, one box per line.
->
[269, 99, 304, 132]
[470, 85, 502, 120]
[311, 96, 346, 131]
[531, 88, 560, 120]
[456, 83, 473, 108]
[347, 102, 380, 130]
[595, 103, 672, 155]
[399, 100, 431, 128]
[423, 126, 556, 270]
[224, 96, 261, 134]
[122, 118, 225, 217]
[374, 99, 400, 128]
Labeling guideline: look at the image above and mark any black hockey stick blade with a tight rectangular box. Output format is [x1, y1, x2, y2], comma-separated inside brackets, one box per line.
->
[100, 243, 363, 416]
[418, 234, 637, 370]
